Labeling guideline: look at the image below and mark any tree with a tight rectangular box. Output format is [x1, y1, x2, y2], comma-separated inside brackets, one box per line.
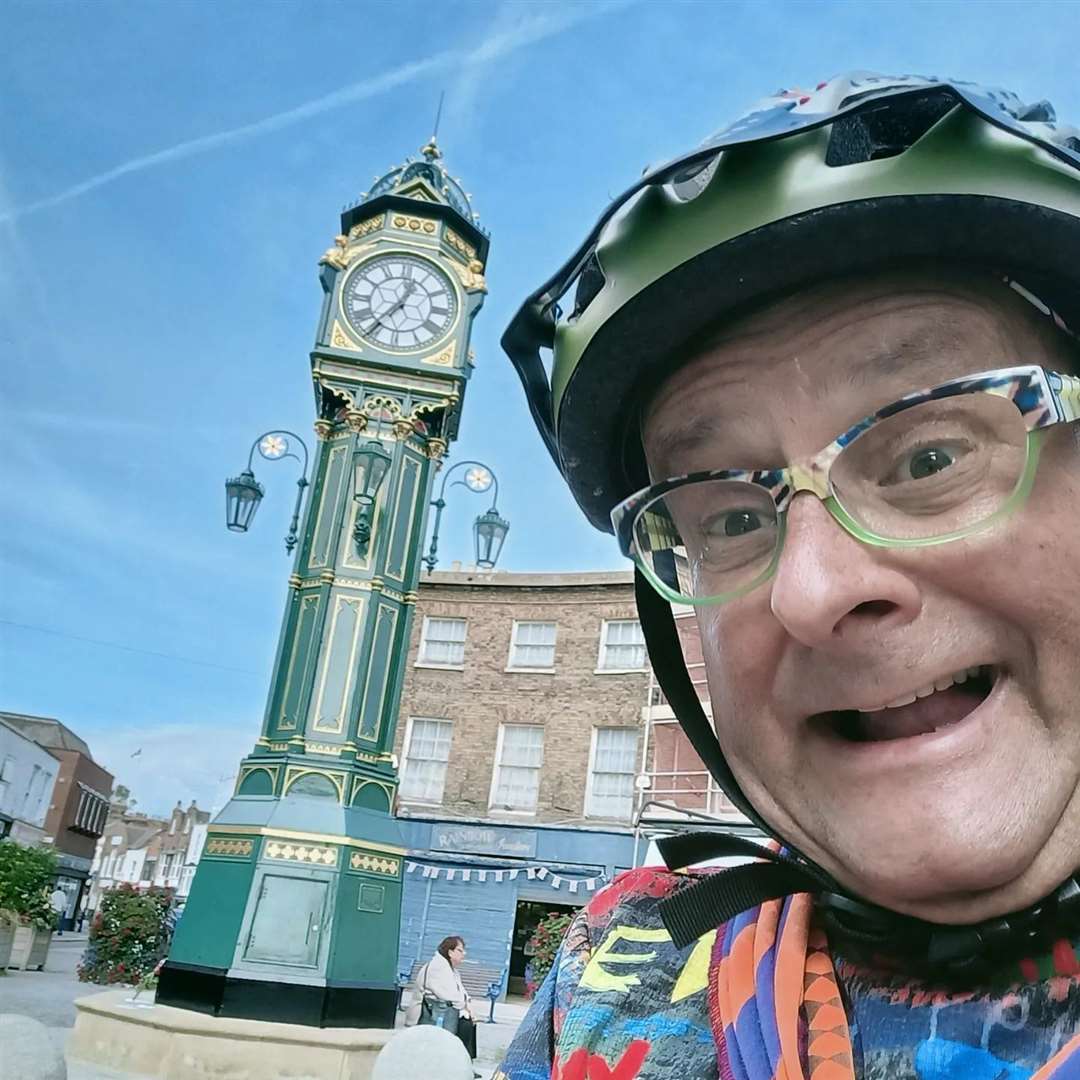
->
[0, 839, 60, 929]
[110, 784, 136, 810]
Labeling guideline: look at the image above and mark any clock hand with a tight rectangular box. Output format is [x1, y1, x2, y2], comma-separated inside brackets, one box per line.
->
[370, 281, 416, 331]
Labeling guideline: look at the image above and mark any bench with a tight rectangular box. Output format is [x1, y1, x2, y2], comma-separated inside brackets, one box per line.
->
[402, 958, 505, 1000]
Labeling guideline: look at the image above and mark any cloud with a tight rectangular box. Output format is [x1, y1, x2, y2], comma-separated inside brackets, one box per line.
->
[91, 720, 254, 816]
[0, 2, 623, 226]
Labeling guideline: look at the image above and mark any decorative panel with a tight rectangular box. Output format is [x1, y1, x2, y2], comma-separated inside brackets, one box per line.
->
[357, 603, 399, 741]
[309, 594, 366, 734]
[204, 837, 255, 859]
[357, 883, 385, 913]
[309, 443, 349, 568]
[264, 840, 339, 868]
[283, 765, 347, 802]
[384, 454, 421, 582]
[348, 850, 400, 877]
[278, 594, 321, 730]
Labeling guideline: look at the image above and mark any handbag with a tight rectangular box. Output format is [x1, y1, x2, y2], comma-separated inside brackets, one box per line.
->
[416, 962, 460, 1034]
[419, 996, 460, 1034]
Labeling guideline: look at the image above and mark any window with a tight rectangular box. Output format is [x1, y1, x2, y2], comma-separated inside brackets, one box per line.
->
[490, 725, 544, 811]
[0, 756, 13, 805]
[400, 718, 453, 805]
[598, 619, 646, 671]
[163, 853, 176, 879]
[20, 766, 42, 817]
[508, 621, 557, 670]
[417, 617, 467, 668]
[586, 728, 639, 820]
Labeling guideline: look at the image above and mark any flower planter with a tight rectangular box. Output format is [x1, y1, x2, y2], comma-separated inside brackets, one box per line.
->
[0, 920, 14, 969]
[8, 924, 52, 970]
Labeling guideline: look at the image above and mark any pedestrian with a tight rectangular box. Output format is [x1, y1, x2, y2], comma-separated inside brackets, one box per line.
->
[496, 72, 1080, 1079]
[49, 886, 67, 935]
[406, 936, 479, 1071]
[76, 894, 89, 933]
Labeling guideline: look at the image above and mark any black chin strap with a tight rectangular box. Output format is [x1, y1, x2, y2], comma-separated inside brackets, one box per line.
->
[635, 569, 1080, 977]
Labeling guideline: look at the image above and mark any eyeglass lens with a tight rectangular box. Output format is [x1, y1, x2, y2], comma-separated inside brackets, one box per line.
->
[633, 392, 1030, 603]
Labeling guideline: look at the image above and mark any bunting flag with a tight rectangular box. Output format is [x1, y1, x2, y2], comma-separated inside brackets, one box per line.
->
[401, 860, 607, 894]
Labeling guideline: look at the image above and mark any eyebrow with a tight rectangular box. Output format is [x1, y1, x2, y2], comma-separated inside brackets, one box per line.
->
[645, 328, 966, 477]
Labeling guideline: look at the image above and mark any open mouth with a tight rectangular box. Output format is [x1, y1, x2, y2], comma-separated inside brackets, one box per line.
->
[817, 665, 997, 743]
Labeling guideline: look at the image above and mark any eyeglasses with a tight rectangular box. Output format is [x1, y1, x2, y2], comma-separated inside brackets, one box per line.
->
[613, 365, 1080, 607]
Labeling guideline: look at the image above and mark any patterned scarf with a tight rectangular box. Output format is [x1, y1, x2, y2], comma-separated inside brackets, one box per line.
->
[709, 892, 1080, 1080]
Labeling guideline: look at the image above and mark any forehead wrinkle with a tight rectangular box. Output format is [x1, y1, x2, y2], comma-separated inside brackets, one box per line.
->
[645, 294, 1020, 476]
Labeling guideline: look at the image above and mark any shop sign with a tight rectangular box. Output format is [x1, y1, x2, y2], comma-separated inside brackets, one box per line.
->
[431, 825, 537, 859]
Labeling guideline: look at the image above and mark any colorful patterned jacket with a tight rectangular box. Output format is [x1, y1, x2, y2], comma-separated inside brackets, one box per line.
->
[495, 867, 1080, 1080]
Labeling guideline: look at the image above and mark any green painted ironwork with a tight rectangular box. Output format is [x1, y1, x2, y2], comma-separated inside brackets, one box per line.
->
[165, 140, 494, 1021]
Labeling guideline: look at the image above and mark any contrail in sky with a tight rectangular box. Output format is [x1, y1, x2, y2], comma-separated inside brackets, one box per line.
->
[0, 4, 622, 225]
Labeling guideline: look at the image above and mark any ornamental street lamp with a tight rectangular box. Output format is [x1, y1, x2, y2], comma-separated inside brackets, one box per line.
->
[351, 438, 393, 555]
[474, 506, 510, 569]
[224, 431, 311, 553]
[423, 460, 509, 572]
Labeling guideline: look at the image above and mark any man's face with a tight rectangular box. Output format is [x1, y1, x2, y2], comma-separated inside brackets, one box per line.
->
[643, 271, 1080, 923]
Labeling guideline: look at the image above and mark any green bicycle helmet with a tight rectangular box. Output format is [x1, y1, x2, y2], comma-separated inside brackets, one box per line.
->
[502, 72, 1080, 966]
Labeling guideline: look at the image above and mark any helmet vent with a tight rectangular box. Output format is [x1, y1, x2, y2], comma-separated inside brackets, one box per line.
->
[826, 90, 956, 167]
[570, 254, 607, 320]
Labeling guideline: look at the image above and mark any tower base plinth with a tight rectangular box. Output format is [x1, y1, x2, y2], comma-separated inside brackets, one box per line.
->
[70, 989, 395, 1080]
[156, 960, 398, 1028]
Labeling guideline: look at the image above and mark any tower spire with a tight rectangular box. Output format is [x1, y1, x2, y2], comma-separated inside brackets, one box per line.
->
[421, 91, 445, 162]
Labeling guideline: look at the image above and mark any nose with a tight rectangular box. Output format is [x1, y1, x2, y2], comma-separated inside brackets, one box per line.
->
[769, 494, 922, 649]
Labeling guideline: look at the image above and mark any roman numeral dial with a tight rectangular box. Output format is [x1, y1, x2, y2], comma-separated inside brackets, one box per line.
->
[342, 254, 459, 353]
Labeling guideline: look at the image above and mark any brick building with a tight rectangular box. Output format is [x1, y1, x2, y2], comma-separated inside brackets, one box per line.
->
[392, 568, 650, 994]
[0, 712, 113, 927]
[395, 569, 650, 824]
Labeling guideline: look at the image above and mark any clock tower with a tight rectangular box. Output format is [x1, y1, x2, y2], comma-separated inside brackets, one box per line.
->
[158, 140, 489, 1027]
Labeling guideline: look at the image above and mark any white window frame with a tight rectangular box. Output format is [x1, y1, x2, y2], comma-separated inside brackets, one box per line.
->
[416, 616, 468, 670]
[506, 620, 558, 673]
[595, 619, 647, 674]
[399, 717, 454, 806]
[488, 724, 545, 814]
[584, 727, 639, 821]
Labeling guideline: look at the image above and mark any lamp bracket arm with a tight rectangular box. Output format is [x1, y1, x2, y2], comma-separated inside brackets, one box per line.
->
[247, 430, 311, 479]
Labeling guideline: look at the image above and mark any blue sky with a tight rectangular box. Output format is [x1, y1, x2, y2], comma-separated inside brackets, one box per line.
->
[2, 0, 1077, 813]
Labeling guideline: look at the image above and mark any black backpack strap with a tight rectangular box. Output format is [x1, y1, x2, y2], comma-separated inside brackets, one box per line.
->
[660, 860, 827, 949]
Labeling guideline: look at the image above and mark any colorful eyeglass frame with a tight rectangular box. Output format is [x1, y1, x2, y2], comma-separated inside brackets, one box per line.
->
[612, 364, 1080, 604]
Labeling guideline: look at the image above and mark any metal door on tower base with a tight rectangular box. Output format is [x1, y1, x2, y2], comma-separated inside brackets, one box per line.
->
[240, 871, 330, 970]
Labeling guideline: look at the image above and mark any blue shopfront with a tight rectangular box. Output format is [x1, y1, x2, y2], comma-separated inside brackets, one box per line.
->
[395, 816, 636, 996]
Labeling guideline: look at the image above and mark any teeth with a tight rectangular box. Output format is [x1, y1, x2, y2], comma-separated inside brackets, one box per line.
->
[874, 666, 985, 711]
[885, 693, 918, 708]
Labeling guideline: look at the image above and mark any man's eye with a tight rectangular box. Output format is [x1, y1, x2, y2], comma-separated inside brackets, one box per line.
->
[905, 446, 956, 480]
[705, 510, 763, 537]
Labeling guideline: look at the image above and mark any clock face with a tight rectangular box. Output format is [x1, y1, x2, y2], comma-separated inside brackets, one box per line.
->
[342, 254, 458, 353]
